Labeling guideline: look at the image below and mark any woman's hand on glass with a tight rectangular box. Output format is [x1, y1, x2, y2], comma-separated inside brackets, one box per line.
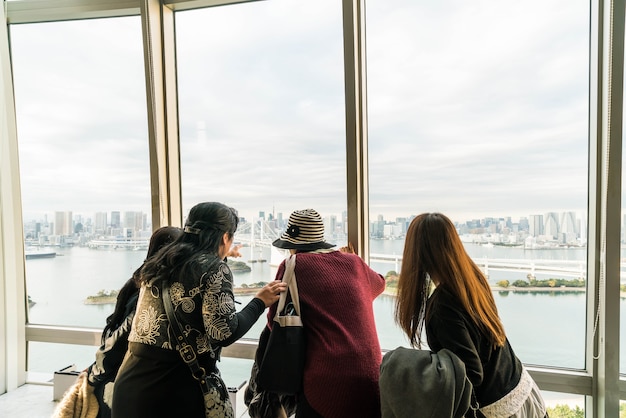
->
[255, 280, 288, 307]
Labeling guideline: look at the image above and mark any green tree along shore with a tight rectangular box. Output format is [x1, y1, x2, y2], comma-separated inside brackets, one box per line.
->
[496, 273, 584, 289]
[547, 404, 585, 418]
[84, 289, 119, 304]
[547, 404, 584, 418]
[384, 271, 593, 293]
[547, 403, 626, 417]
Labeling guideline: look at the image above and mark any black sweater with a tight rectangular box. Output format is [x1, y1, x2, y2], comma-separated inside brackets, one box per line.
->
[425, 286, 523, 409]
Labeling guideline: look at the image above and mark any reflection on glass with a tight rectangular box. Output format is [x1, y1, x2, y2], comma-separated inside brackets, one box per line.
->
[175, 0, 347, 285]
[366, 0, 590, 369]
[10, 17, 150, 334]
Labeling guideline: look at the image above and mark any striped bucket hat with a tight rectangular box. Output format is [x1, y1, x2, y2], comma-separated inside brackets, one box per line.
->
[272, 209, 335, 251]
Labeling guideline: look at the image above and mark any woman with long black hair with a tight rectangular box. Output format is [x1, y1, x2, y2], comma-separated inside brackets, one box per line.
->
[111, 202, 285, 418]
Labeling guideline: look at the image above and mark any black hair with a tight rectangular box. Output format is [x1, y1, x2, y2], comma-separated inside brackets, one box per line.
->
[140, 202, 239, 286]
[101, 226, 182, 341]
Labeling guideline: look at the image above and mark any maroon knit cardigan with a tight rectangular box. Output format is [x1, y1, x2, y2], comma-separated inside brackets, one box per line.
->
[268, 251, 385, 418]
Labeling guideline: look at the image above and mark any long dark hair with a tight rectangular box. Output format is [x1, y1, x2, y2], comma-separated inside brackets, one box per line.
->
[140, 202, 239, 285]
[102, 226, 182, 340]
[395, 213, 505, 348]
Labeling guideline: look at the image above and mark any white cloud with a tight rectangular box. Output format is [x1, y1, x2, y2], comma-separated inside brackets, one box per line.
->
[11, 0, 594, 225]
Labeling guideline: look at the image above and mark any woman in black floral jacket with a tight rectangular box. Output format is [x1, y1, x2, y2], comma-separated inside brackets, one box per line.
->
[112, 202, 286, 418]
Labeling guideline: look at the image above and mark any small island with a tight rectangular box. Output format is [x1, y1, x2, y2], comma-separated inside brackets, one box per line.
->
[85, 281, 263, 304]
[381, 271, 601, 296]
[228, 260, 252, 272]
[234, 282, 268, 295]
[85, 289, 119, 305]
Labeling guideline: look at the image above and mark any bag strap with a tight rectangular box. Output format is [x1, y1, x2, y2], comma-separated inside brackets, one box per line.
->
[273, 254, 303, 326]
[162, 279, 213, 395]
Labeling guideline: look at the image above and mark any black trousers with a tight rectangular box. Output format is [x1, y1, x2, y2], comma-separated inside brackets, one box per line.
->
[112, 343, 214, 418]
[296, 394, 324, 418]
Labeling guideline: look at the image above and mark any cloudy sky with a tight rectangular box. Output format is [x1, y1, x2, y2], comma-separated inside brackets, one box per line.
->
[9, 0, 592, 226]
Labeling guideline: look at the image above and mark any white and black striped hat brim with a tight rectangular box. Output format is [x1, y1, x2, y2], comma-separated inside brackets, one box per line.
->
[272, 209, 335, 251]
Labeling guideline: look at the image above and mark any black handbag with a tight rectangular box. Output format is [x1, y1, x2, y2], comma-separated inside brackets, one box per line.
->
[245, 325, 297, 418]
[257, 254, 306, 396]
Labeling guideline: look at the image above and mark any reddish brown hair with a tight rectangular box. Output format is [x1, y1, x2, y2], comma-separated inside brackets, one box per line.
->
[395, 213, 505, 348]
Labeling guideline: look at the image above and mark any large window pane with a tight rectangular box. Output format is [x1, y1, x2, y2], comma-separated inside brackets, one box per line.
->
[366, 0, 590, 372]
[176, 0, 347, 282]
[11, 17, 150, 335]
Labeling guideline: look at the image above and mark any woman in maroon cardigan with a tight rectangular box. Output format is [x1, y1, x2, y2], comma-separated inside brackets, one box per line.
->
[266, 208, 385, 418]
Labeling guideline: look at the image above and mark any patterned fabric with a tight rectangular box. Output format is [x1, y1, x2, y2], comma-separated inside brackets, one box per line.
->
[202, 374, 234, 418]
[480, 368, 544, 418]
[52, 371, 99, 418]
[128, 255, 237, 361]
[118, 254, 259, 417]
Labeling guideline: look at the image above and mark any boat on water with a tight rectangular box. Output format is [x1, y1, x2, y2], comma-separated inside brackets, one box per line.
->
[25, 249, 56, 259]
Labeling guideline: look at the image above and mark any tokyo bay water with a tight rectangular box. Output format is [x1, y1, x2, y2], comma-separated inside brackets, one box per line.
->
[24, 239, 623, 390]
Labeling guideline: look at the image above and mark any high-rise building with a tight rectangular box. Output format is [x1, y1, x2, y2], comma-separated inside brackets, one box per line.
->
[518, 217, 529, 232]
[396, 217, 408, 235]
[111, 211, 121, 229]
[277, 212, 284, 228]
[95, 212, 108, 235]
[123, 211, 144, 238]
[371, 216, 385, 239]
[544, 212, 560, 239]
[560, 211, 579, 239]
[529, 214, 544, 237]
[326, 214, 337, 238]
[53, 211, 72, 236]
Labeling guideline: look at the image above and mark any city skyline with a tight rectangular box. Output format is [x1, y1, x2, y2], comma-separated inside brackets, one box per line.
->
[9, 0, 597, 227]
[23, 207, 587, 237]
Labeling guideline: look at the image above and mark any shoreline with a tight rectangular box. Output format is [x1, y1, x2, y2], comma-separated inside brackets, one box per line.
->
[84, 296, 117, 305]
[86, 285, 615, 305]
[85, 287, 265, 304]
[382, 286, 626, 298]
